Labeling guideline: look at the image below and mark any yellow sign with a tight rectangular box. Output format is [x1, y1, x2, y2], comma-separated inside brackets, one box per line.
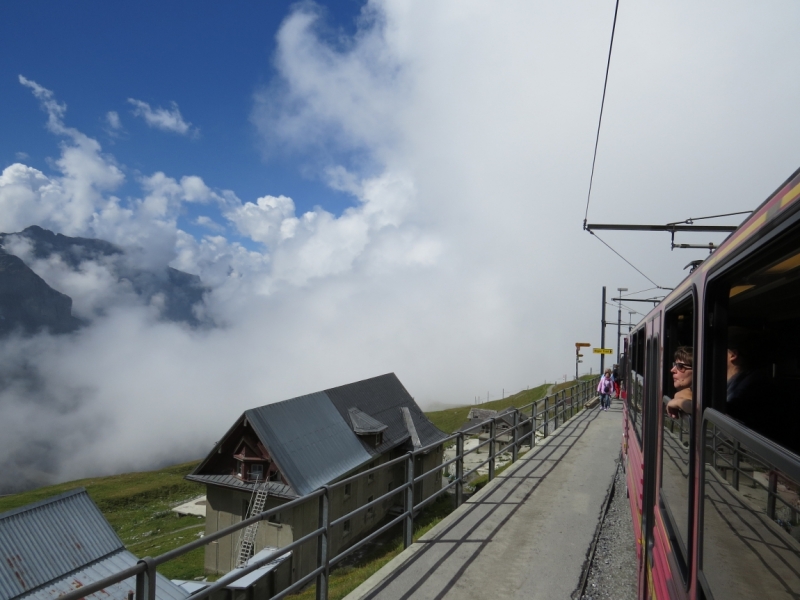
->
[575, 342, 591, 347]
[593, 348, 613, 354]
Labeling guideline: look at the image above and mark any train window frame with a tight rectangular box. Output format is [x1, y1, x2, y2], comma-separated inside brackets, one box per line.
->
[658, 289, 697, 587]
[628, 326, 645, 443]
[698, 210, 800, 599]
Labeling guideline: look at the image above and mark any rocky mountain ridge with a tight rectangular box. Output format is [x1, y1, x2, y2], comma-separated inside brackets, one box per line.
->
[0, 226, 207, 336]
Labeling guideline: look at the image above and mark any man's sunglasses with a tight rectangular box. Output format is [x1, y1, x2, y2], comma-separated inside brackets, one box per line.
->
[672, 362, 693, 372]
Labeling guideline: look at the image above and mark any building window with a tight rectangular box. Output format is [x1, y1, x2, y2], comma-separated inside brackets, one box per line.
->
[367, 462, 375, 484]
[250, 464, 263, 481]
[343, 519, 351, 535]
[268, 512, 281, 525]
[236, 460, 244, 479]
[366, 495, 374, 521]
[344, 483, 351, 499]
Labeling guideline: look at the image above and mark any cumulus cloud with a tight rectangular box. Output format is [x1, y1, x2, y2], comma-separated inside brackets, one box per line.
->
[128, 98, 198, 137]
[2, 0, 800, 492]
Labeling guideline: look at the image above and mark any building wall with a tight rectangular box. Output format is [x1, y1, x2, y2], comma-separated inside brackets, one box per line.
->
[204, 444, 445, 587]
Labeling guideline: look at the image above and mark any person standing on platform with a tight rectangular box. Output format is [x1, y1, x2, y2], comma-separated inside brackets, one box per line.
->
[611, 364, 620, 398]
[598, 370, 613, 411]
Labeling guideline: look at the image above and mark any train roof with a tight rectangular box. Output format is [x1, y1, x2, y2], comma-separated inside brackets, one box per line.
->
[633, 164, 800, 327]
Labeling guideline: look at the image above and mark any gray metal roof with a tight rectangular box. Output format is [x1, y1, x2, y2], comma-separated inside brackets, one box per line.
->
[17, 549, 187, 600]
[325, 374, 447, 454]
[246, 392, 373, 496]
[0, 488, 186, 600]
[183, 475, 297, 499]
[348, 408, 388, 434]
[191, 374, 447, 498]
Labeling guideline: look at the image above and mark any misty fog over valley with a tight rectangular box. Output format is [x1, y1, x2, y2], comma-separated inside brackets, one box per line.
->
[1, 1, 798, 496]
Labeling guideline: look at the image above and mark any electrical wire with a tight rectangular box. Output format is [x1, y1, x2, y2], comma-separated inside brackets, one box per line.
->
[589, 229, 665, 289]
[666, 210, 752, 227]
[582, 0, 621, 230]
[620, 286, 659, 297]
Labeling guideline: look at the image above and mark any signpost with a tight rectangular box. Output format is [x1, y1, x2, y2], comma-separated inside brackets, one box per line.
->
[593, 348, 613, 355]
[575, 343, 591, 380]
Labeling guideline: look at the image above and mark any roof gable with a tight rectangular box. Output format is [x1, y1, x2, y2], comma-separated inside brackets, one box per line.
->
[347, 408, 388, 434]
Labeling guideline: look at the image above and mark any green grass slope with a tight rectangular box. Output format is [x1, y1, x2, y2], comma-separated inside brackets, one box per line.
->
[424, 382, 550, 434]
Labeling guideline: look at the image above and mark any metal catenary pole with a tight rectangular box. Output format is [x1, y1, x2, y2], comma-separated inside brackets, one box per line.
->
[601, 286, 607, 374]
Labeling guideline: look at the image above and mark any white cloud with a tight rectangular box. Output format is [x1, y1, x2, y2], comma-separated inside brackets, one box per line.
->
[128, 98, 198, 137]
[106, 111, 122, 130]
[2, 0, 800, 491]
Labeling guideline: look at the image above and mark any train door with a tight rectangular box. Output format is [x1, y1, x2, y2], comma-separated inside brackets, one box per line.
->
[640, 314, 663, 599]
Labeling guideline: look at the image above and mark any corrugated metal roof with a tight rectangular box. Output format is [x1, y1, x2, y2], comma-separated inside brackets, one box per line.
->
[246, 392, 373, 496]
[0, 489, 123, 600]
[183, 475, 297, 499]
[17, 550, 187, 600]
[325, 374, 447, 455]
[348, 408, 388, 434]
[0, 489, 187, 600]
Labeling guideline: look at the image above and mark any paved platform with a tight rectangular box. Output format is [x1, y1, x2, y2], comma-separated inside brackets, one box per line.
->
[345, 401, 623, 600]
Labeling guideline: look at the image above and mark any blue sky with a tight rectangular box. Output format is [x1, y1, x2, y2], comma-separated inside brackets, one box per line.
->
[1, 0, 365, 240]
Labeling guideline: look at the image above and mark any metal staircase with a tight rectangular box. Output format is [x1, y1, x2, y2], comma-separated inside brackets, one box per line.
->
[235, 482, 269, 568]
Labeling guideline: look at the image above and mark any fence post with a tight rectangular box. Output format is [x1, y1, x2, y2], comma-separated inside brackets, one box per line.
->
[489, 418, 496, 481]
[456, 433, 464, 507]
[555, 393, 560, 430]
[767, 471, 778, 520]
[732, 441, 740, 490]
[512, 410, 519, 463]
[544, 397, 549, 437]
[136, 558, 156, 600]
[711, 425, 717, 471]
[316, 488, 330, 600]
[404, 453, 414, 548]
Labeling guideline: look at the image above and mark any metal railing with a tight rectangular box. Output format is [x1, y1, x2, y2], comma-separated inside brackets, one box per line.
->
[703, 408, 800, 523]
[57, 377, 600, 600]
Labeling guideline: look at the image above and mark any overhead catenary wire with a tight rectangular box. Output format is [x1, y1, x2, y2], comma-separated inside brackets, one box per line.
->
[588, 230, 667, 289]
[582, 0, 621, 230]
[666, 210, 752, 227]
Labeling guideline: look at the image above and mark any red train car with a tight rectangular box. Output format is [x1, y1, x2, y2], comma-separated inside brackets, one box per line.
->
[621, 166, 800, 599]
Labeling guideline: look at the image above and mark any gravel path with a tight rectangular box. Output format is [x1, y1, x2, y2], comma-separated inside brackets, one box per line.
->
[579, 461, 638, 600]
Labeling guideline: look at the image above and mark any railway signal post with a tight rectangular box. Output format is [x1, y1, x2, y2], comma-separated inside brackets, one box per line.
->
[575, 343, 591, 380]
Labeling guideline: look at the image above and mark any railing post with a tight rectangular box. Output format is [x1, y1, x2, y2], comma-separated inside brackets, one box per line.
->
[404, 453, 414, 548]
[712, 426, 718, 471]
[489, 418, 496, 481]
[767, 471, 778, 520]
[732, 440, 740, 490]
[316, 488, 330, 600]
[555, 393, 560, 430]
[136, 558, 156, 600]
[512, 410, 519, 463]
[456, 433, 464, 507]
[544, 397, 549, 437]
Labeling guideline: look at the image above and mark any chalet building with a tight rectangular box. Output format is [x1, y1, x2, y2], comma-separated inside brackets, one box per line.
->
[187, 373, 447, 584]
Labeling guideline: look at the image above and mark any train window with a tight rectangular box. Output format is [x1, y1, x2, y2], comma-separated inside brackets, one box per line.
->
[659, 295, 695, 582]
[628, 329, 644, 442]
[700, 232, 800, 599]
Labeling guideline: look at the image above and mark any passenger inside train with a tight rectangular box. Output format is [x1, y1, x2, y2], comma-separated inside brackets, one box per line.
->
[666, 346, 693, 419]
